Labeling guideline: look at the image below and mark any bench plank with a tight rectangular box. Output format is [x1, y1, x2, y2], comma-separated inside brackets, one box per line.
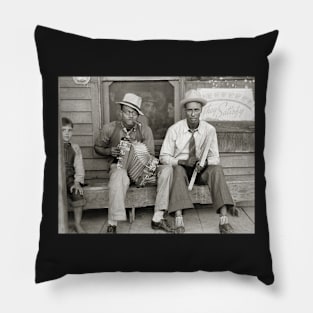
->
[83, 180, 254, 210]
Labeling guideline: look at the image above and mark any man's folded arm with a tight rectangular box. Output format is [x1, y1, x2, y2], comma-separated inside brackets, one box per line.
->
[94, 145, 112, 156]
[159, 128, 179, 166]
[94, 125, 114, 156]
[206, 128, 220, 165]
[159, 154, 179, 166]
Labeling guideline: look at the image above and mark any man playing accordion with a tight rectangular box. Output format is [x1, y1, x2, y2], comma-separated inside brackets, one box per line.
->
[94, 93, 174, 233]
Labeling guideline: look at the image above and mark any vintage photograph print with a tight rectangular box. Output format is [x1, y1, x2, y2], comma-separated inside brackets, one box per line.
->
[58, 76, 255, 234]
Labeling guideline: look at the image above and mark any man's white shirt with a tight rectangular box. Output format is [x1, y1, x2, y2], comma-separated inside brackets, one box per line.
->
[159, 119, 220, 166]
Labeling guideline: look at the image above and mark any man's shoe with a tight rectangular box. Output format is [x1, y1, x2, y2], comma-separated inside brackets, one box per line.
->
[107, 225, 117, 233]
[219, 223, 234, 234]
[151, 219, 174, 233]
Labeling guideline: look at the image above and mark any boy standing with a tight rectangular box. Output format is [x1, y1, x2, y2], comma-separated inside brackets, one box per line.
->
[62, 117, 87, 233]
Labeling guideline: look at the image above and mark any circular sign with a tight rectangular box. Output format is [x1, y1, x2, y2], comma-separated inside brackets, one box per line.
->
[73, 77, 91, 85]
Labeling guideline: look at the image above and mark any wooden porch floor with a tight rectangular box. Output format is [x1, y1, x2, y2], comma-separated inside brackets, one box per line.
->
[68, 204, 255, 234]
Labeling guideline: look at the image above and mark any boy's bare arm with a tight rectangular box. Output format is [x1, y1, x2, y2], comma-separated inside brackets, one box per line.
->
[70, 182, 84, 195]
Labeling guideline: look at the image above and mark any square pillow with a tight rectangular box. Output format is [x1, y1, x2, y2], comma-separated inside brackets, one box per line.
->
[35, 25, 278, 284]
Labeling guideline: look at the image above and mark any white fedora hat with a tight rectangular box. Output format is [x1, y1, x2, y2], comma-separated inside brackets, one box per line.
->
[116, 93, 144, 115]
[180, 89, 207, 107]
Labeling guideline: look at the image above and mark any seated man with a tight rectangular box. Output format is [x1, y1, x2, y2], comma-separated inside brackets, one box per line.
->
[62, 117, 87, 233]
[94, 93, 173, 233]
[159, 90, 236, 234]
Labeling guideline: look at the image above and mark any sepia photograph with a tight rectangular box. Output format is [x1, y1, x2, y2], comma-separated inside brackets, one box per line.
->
[59, 76, 255, 234]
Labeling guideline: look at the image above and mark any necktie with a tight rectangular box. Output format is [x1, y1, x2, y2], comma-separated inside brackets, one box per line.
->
[188, 129, 197, 158]
[63, 142, 71, 163]
[121, 123, 136, 141]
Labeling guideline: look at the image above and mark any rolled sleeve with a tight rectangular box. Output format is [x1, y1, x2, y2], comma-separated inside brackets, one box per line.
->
[159, 127, 179, 166]
[72, 144, 85, 184]
[206, 128, 220, 165]
[142, 125, 155, 156]
[95, 124, 113, 149]
[94, 123, 116, 156]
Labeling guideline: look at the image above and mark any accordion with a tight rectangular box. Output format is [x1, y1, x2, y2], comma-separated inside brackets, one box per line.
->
[117, 139, 159, 187]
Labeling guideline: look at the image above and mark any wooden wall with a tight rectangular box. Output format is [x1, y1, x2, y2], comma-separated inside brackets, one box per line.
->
[59, 77, 255, 200]
[59, 77, 108, 182]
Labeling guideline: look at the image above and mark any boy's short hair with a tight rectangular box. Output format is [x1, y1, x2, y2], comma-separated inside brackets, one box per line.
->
[62, 117, 73, 128]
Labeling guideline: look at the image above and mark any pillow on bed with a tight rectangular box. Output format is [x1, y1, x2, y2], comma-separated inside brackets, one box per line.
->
[35, 25, 278, 284]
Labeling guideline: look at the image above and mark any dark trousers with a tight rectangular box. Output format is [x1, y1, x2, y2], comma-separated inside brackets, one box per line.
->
[168, 165, 234, 214]
[66, 175, 86, 208]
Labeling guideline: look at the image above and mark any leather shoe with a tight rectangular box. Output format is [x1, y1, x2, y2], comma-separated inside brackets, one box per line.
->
[107, 225, 117, 233]
[219, 223, 234, 234]
[151, 219, 174, 233]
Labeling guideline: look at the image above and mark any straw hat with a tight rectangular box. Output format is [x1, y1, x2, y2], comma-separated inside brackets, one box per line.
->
[117, 93, 144, 115]
[180, 89, 207, 107]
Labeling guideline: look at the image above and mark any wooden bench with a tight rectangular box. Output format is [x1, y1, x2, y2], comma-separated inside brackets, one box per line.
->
[81, 179, 254, 222]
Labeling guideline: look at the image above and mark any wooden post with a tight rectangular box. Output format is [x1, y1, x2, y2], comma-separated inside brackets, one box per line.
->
[58, 98, 68, 233]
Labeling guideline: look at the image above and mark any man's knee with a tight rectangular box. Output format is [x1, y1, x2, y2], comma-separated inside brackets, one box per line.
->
[173, 165, 187, 176]
[208, 165, 223, 175]
[109, 168, 130, 187]
[158, 165, 173, 179]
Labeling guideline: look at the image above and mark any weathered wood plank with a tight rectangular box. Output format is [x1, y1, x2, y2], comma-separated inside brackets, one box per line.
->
[225, 175, 254, 182]
[59, 76, 98, 88]
[223, 167, 254, 176]
[183, 207, 203, 233]
[196, 205, 220, 234]
[236, 200, 255, 207]
[61, 112, 92, 124]
[84, 171, 255, 183]
[209, 121, 255, 133]
[59, 87, 91, 100]
[70, 210, 106, 234]
[242, 206, 255, 223]
[68, 204, 254, 234]
[217, 132, 254, 152]
[70, 124, 93, 136]
[154, 134, 254, 154]
[116, 220, 132, 234]
[83, 180, 254, 210]
[227, 209, 255, 233]
[220, 153, 254, 168]
[84, 167, 255, 182]
[85, 177, 109, 184]
[129, 208, 156, 234]
[60, 99, 91, 112]
[71, 135, 93, 147]
[85, 170, 109, 180]
[90, 82, 101, 145]
[84, 159, 110, 171]
[81, 147, 95, 158]
[81, 147, 109, 159]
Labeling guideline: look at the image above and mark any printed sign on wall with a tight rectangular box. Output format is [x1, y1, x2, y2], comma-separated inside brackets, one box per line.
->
[198, 88, 255, 121]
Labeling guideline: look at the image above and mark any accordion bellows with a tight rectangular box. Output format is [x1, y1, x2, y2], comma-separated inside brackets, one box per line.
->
[118, 141, 159, 187]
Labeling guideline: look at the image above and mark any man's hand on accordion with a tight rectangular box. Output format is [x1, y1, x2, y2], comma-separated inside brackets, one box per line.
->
[110, 146, 120, 158]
